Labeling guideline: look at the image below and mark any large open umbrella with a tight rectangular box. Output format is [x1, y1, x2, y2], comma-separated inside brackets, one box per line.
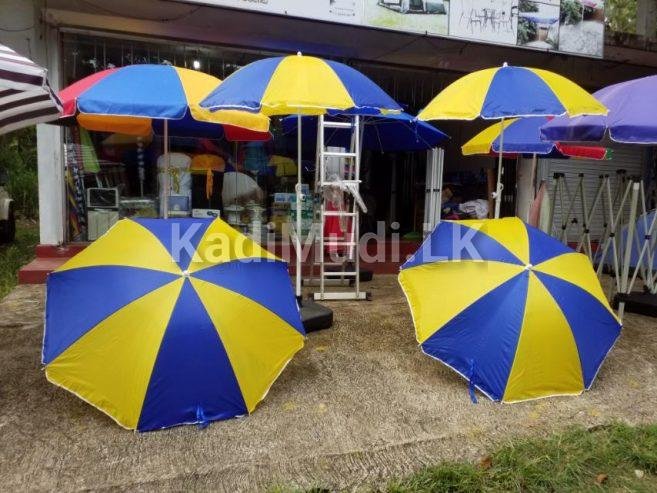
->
[399, 217, 621, 403]
[541, 75, 657, 144]
[200, 52, 402, 299]
[417, 64, 607, 218]
[43, 217, 305, 431]
[58, 64, 270, 214]
[281, 112, 449, 152]
[59, 65, 269, 136]
[0, 42, 62, 135]
[462, 117, 610, 159]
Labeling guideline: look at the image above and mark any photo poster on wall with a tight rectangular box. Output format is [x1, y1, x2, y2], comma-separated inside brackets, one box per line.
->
[448, 0, 518, 45]
[557, 0, 605, 57]
[186, 0, 604, 58]
[195, 0, 365, 24]
[365, 0, 450, 36]
[517, 0, 561, 51]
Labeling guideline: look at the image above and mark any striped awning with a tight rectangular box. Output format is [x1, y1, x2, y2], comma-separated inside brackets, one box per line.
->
[0, 43, 62, 136]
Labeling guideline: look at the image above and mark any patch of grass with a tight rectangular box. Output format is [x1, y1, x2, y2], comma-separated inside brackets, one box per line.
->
[0, 220, 38, 299]
[273, 423, 657, 492]
[387, 423, 657, 492]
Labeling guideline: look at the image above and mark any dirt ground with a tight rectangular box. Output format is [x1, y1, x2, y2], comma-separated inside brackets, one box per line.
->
[1, 275, 656, 492]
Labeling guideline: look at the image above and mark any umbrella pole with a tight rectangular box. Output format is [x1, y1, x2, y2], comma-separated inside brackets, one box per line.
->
[164, 119, 170, 219]
[531, 152, 537, 200]
[295, 114, 303, 299]
[494, 117, 505, 219]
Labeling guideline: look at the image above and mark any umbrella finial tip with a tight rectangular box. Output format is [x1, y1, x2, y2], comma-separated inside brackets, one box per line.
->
[297, 51, 303, 56]
[502, 62, 509, 67]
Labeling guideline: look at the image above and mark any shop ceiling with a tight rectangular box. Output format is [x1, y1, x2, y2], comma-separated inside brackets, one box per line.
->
[45, 0, 657, 91]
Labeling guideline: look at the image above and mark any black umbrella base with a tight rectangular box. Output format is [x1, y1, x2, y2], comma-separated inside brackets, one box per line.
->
[614, 292, 657, 318]
[300, 299, 334, 332]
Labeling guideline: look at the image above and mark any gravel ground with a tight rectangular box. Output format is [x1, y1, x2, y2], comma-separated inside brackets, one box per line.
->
[1, 276, 656, 491]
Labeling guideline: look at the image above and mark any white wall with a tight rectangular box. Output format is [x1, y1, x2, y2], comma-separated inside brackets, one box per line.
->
[1, 0, 65, 245]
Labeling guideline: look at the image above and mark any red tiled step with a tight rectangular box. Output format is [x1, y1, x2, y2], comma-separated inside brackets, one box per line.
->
[19, 239, 421, 284]
[19, 257, 70, 284]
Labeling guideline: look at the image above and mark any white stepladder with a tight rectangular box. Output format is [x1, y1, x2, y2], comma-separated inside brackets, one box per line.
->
[310, 114, 368, 301]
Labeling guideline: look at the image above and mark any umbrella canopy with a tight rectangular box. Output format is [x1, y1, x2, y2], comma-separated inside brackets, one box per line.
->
[0, 43, 62, 135]
[43, 217, 305, 431]
[462, 117, 611, 159]
[399, 218, 621, 403]
[417, 64, 607, 121]
[541, 75, 657, 144]
[59, 64, 270, 139]
[281, 112, 449, 152]
[417, 64, 607, 218]
[200, 53, 402, 116]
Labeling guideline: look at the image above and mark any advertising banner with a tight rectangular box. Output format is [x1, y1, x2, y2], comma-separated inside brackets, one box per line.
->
[188, 0, 604, 58]
[448, 0, 519, 45]
[194, 0, 363, 24]
[364, 1, 449, 36]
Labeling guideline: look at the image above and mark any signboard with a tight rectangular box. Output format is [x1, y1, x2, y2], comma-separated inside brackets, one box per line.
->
[197, 0, 363, 24]
[191, 0, 604, 58]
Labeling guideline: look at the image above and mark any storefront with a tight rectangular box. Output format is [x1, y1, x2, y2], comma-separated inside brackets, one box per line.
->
[3, 0, 657, 263]
[57, 31, 457, 245]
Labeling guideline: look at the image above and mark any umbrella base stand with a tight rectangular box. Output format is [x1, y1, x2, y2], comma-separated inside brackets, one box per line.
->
[300, 298, 334, 332]
[613, 291, 657, 318]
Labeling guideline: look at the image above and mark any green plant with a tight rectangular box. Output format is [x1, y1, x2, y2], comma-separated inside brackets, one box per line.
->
[560, 0, 583, 25]
[0, 220, 38, 298]
[519, 0, 539, 13]
[517, 17, 538, 45]
[607, 0, 637, 34]
[0, 127, 39, 218]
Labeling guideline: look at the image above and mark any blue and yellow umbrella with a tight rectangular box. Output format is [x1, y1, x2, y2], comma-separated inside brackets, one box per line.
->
[200, 52, 402, 299]
[462, 117, 611, 159]
[59, 64, 270, 137]
[399, 218, 621, 403]
[417, 64, 607, 121]
[200, 53, 402, 116]
[43, 218, 305, 431]
[417, 64, 607, 218]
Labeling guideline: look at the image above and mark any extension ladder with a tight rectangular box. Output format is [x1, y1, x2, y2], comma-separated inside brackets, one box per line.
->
[309, 114, 368, 301]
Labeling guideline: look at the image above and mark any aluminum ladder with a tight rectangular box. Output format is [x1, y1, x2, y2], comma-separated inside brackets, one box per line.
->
[310, 114, 367, 301]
